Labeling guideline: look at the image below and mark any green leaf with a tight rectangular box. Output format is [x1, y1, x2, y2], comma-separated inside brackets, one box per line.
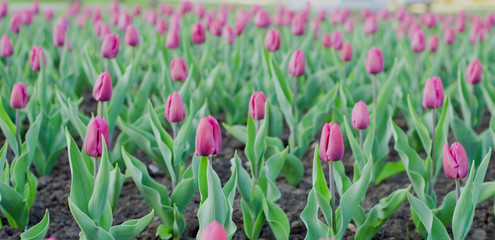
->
[222, 124, 247, 144]
[88, 139, 111, 225]
[68, 199, 114, 240]
[407, 193, 450, 240]
[0, 182, 29, 229]
[0, 98, 19, 156]
[407, 96, 432, 156]
[262, 195, 290, 240]
[269, 55, 296, 129]
[108, 210, 154, 240]
[20, 209, 49, 240]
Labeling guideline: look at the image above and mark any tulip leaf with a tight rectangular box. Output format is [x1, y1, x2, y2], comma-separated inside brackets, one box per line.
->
[407, 95, 432, 156]
[433, 96, 452, 180]
[108, 63, 133, 135]
[456, 67, 472, 127]
[0, 98, 19, 156]
[88, 139, 111, 225]
[343, 115, 366, 173]
[108, 164, 125, 212]
[262, 194, 290, 240]
[452, 117, 481, 167]
[407, 193, 450, 240]
[20, 209, 49, 240]
[0, 182, 29, 229]
[269, 55, 296, 129]
[108, 210, 154, 240]
[222, 124, 247, 144]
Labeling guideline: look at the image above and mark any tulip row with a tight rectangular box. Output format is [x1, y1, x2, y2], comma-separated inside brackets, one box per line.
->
[0, 0, 495, 239]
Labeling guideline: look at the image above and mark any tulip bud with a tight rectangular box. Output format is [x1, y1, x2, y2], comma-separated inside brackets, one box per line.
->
[1, 34, 13, 57]
[411, 30, 425, 53]
[0, 1, 7, 19]
[165, 29, 180, 49]
[319, 122, 344, 162]
[321, 33, 332, 48]
[191, 22, 206, 44]
[254, 9, 270, 28]
[101, 33, 120, 58]
[10, 13, 21, 34]
[156, 19, 167, 35]
[44, 9, 54, 20]
[352, 101, 369, 130]
[29, 46, 46, 71]
[331, 30, 343, 50]
[77, 14, 86, 28]
[264, 29, 280, 51]
[209, 19, 222, 36]
[194, 4, 205, 18]
[363, 16, 378, 35]
[454, 17, 465, 32]
[84, 117, 110, 158]
[125, 24, 139, 47]
[10, 82, 27, 109]
[195, 116, 222, 156]
[428, 35, 439, 52]
[249, 92, 266, 120]
[443, 27, 455, 45]
[93, 72, 113, 102]
[288, 50, 305, 77]
[466, 59, 482, 84]
[132, 4, 141, 16]
[365, 47, 384, 75]
[118, 12, 132, 31]
[222, 25, 235, 45]
[424, 13, 436, 28]
[165, 92, 185, 123]
[443, 142, 469, 179]
[170, 58, 187, 81]
[344, 21, 354, 33]
[199, 221, 228, 240]
[340, 42, 352, 62]
[291, 13, 305, 36]
[53, 23, 66, 47]
[422, 76, 444, 109]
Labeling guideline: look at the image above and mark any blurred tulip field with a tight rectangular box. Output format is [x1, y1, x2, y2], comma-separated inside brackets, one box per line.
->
[2, 0, 495, 239]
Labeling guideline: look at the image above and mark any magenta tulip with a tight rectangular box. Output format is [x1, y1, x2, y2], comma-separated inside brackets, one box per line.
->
[194, 3, 205, 18]
[288, 50, 305, 77]
[53, 23, 66, 47]
[443, 27, 455, 45]
[254, 9, 270, 28]
[411, 30, 425, 53]
[222, 25, 235, 45]
[365, 47, 384, 75]
[321, 33, 332, 48]
[340, 42, 352, 62]
[291, 13, 305, 36]
[319, 122, 344, 162]
[422, 76, 444, 109]
[195, 116, 222, 156]
[191, 22, 206, 44]
[209, 19, 222, 36]
[1, 34, 12, 57]
[249, 92, 266, 120]
[10, 82, 27, 109]
[352, 101, 370, 130]
[466, 59, 482, 84]
[363, 16, 378, 35]
[125, 24, 139, 46]
[101, 33, 120, 58]
[44, 9, 54, 20]
[156, 19, 167, 35]
[0, 1, 7, 19]
[29, 46, 46, 71]
[443, 142, 469, 179]
[10, 13, 21, 34]
[93, 72, 113, 102]
[84, 117, 110, 158]
[264, 29, 280, 51]
[331, 30, 343, 50]
[165, 92, 185, 123]
[170, 58, 187, 81]
[199, 221, 228, 240]
[165, 29, 180, 49]
[428, 35, 439, 52]
[132, 4, 141, 16]
[454, 17, 465, 32]
[344, 20, 354, 33]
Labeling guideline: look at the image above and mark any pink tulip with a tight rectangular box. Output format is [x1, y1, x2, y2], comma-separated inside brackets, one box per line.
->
[110, 11, 119, 26]
[378, 9, 389, 20]
[44, 9, 54, 20]
[156, 19, 167, 35]
[310, 19, 320, 39]
[93, 72, 113, 102]
[424, 13, 436, 28]
[195, 116, 222, 156]
[10, 83, 27, 109]
[1, 34, 13, 57]
[288, 50, 305, 77]
[254, 9, 270, 28]
[249, 92, 266, 120]
[132, 4, 141, 16]
[466, 59, 482, 84]
[454, 17, 465, 32]
[422, 76, 444, 109]
[344, 21, 354, 33]
[125, 24, 139, 46]
[56, 17, 69, 31]
[428, 35, 439, 52]
[264, 29, 280, 51]
[191, 22, 206, 44]
[321, 33, 332, 48]
[165, 92, 185, 123]
[363, 16, 378, 35]
[118, 12, 132, 31]
[194, 3, 205, 18]
[77, 14, 86, 28]
[411, 30, 425, 53]
[443, 27, 455, 45]
[222, 25, 235, 45]
[331, 30, 343, 50]
[101, 33, 120, 58]
[21, 10, 33, 25]
[84, 117, 110, 158]
[352, 101, 369, 130]
[443, 142, 469, 179]
[165, 29, 180, 49]
[340, 42, 352, 62]
[29, 46, 46, 71]
[469, 26, 485, 44]
[291, 13, 305, 36]
[365, 47, 384, 75]
[170, 58, 187, 81]
[199, 221, 228, 240]
[53, 24, 66, 47]
[209, 19, 222, 36]
[0, 2, 7, 19]
[319, 122, 344, 162]
[10, 13, 21, 34]
[317, 9, 327, 21]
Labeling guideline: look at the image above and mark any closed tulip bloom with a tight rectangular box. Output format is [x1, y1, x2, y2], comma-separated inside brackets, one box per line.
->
[319, 122, 344, 162]
[344, 20, 354, 33]
[195, 116, 222, 156]
[118, 12, 132, 31]
[365, 47, 384, 75]
[469, 26, 485, 45]
[288, 50, 305, 77]
[249, 92, 266, 120]
[191, 22, 206, 44]
[44, 9, 54, 20]
[424, 13, 436, 28]
[10, 13, 21, 34]
[84, 117, 110, 158]
[110, 11, 119, 25]
[165, 92, 185, 123]
[156, 19, 167, 35]
[29, 46, 46, 71]
[454, 17, 465, 32]
[331, 30, 343, 50]
[53, 24, 66, 47]
[125, 24, 139, 46]
[466, 59, 482, 84]
[22, 10, 33, 25]
[10, 82, 27, 109]
[1, 34, 13, 57]
[101, 33, 120, 58]
[93, 72, 113, 102]
[411, 30, 425, 53]
[363, 16, 378, 35]
[194, 4, 205, 18]
[443, 142, 469, 179]
[77, 14, 86, 28]
[428, 35, 439, 52]
[254, 9, 270, 28]
[209, 19, 222, 36]
[264, 29, 280, 51]
[291, 13, 305, 36]
[422, 76, 444, 109]
[165, 29, 180, 49]
[352, 101, 369, 130]
[170, 58, 187, 81]
[222, 25, 235, 44]
[340, 42, 352, 62]
[199, 221, 228, 240]
[132, 4, 141, 16]
[0, 1, 7, 19]
[321, 33, 332, 48]
[443, 27, 455, 45]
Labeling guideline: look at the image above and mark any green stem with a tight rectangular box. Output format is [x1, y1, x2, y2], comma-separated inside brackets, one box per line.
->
[359, 130, 363, 152]
[15, 109, 21, 154]
[199, 156, 209, 204]
[329, 161, 336, 235]
[172, 122, 178, 140]
[430, 110, 436, 195]
[293, 76, 298, 119]
[372, 75, 377, 111]
[93, 157, 98, 181]
[455, 178, 460, 202]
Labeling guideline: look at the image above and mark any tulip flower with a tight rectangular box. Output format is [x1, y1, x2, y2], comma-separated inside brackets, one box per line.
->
[10, 13, 21, 34]
[443, 142, 469, 201]
[165, 29, 180, 49]
[249, 92, 266, 122]
[53, 23, 66, 47]
[454, 17, 465, 32]
[288, 49, 305, 114]
[125, 24, 139, 47]
[29, 46, 46, 71]
[321, 33, 332, 48]
[352, 101, 369, 150]
[264, 29, 280, 51]
[199, 221, 228, 240]
[422, 76, 444, 109]
[170, 58, 187, 82]
[156, 19, 167, 35]
[1, 34, 13, 58]
[363, 16, 378, 35]
[93, 72, 113, 102]
[344, 20, 354, 33]
[466, 59, 482, 85]
[331, 30, 343, 50]
[411, 30, 425, 53]
[366, 47, 384, 105]
[428, 35, 439, 52]
[443, 27, 455, 45]
[291, 13, 305, 36]
[10, 82, 27, 109]
[118, 12, 132, 31]
[340, 42, 352, 62]
[254, 9, 270, 28]
[221, 25, 235, 45]
[191, 22, 206, 44]
[132, 4, 141, 16]
[101, 33, 120, 59]
[195, 116, 222, 157]
[165, 92, 185, 139]
[44, 9, 54, 20]
[84, 117, 110, 177]
[194, 3, 205, 18]
[0, 1, 6, 19]
[209, 19, 222, 36]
